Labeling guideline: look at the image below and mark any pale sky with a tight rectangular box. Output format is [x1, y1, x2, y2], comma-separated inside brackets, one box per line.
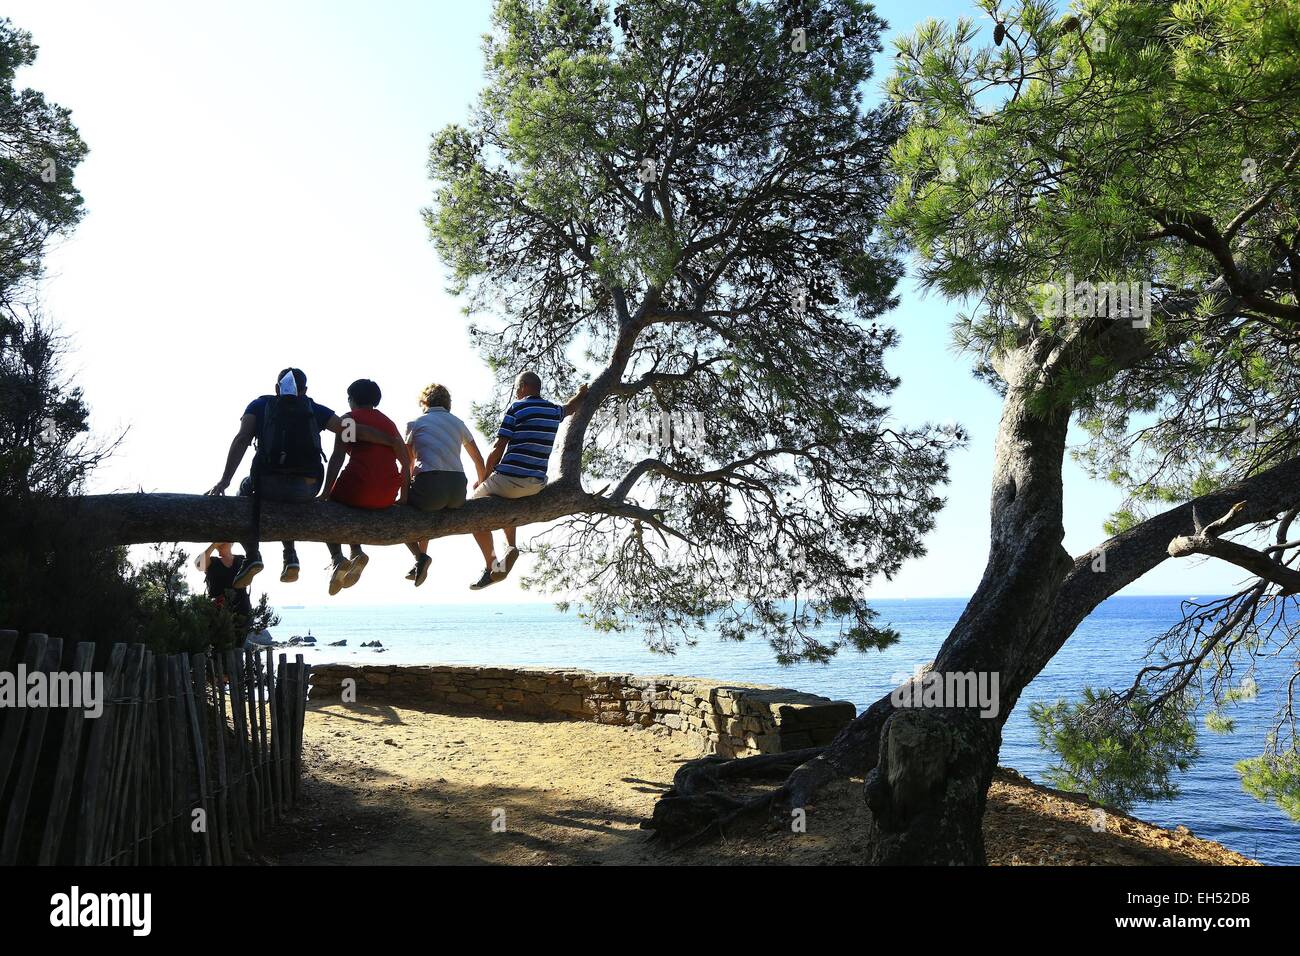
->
[10, 0, 1247, 607]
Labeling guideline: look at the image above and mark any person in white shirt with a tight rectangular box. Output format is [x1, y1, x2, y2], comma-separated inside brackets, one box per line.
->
[403, 382, 487, 586]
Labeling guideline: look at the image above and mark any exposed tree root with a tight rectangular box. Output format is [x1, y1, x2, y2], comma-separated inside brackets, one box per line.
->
[641, 747, 825, 848]
[643, 696, 897, 849]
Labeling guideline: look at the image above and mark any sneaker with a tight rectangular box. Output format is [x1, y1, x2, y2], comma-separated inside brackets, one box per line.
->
[281, 553, 300, 583]
[405, 562, 419, 581]
[492, 547, 520, 582]
[469, 566, 497, 591]
[233, 553, 263, 589]
[343, 551, 369, 588]
[328, 558, 350, 596]
[413, 554, 432, 587]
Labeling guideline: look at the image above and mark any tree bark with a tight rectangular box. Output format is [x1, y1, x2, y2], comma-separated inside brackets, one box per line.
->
[857, 343, 1073, 863]
[27, 485, 598, 548]
[864, 707, 1000, 864]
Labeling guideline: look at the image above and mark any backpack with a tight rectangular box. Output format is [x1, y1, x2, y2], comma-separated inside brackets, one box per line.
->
[254, 395, 324, 479]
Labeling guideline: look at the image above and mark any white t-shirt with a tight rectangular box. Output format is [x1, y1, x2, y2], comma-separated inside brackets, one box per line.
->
[405, 408, 475, 474]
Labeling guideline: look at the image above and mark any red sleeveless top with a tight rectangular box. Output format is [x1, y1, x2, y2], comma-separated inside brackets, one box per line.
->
[329, 407, 403, 509]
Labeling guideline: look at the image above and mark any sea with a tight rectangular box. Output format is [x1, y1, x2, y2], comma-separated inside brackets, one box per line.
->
[274, 595, 1299, 865]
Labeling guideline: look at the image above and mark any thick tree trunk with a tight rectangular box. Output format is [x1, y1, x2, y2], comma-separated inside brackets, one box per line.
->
[785, 351, 1300, 863]
[864, 707, 1000, 864]
[860, 343, 1073, 863]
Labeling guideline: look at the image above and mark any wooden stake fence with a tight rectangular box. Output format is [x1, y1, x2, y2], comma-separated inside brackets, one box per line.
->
[0, 630, 309, 865]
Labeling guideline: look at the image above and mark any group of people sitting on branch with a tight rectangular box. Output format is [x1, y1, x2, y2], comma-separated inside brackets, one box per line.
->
[204, 366, 586, 595]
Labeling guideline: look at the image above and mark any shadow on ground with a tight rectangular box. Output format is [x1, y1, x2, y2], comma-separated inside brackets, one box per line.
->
[254, 702, 1253, 866]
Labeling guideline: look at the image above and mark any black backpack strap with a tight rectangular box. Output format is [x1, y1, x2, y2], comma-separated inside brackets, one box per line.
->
[253, 395, 276, 465]
[250, 458, 264, 553]
[250, 402, 271, 549]
[304, 397, 327, 463]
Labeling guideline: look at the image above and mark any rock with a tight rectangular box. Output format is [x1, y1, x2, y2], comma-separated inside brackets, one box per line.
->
[246, 629, 275, 647]
[360, 640, 384, 648]
[328, 640, 347, 647]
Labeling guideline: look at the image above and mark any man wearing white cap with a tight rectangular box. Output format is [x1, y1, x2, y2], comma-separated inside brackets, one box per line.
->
[206, 367, 403, 587]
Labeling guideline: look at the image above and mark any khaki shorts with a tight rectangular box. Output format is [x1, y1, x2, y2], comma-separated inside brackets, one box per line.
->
[471, 471, 545, 500]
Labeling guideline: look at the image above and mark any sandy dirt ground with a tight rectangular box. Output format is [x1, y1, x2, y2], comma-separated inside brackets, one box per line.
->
[258, 700, 1256, 866]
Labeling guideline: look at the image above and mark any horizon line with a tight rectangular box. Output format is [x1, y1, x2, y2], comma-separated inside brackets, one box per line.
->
[276, 592, 1224, 610]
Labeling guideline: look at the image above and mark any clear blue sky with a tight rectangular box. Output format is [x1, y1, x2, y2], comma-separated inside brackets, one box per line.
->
[9, 0, 1244, 604]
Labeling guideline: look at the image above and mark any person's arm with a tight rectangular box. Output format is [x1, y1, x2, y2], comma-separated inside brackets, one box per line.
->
[478, 407, 516, 485]
[320, 433, 347, 500]
[465, 439, 487, 484]
[562, 383, 589, 417]
[393, 433, 412, 504]
[328, 414, 403, 451]
[195, 544, 217, 572]
[479, 435, 508, 486]
[207, 414, 256, 495]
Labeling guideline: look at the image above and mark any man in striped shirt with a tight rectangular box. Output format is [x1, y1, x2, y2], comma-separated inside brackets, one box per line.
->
[469, 370, 587, 590]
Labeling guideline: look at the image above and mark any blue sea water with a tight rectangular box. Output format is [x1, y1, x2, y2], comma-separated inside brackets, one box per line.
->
[275, 595, 1299, 865]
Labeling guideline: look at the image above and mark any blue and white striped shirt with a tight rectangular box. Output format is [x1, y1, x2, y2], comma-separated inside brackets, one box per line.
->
[496, 396, 563, 481]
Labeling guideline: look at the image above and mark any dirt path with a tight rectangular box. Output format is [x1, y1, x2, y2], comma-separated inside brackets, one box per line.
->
[258, 700, 1255, 866]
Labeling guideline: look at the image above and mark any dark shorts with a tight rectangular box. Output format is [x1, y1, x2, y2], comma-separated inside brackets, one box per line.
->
[409, 470, 466, 512]
[238, 473, 321, 502]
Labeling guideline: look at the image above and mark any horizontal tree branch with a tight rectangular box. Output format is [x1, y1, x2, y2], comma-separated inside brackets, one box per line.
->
[1223, 140, 1300, 243]
[1023, 454, 1300, 683]
[1167, 528, 1300, 595]
[610, 446, 805, 503]
[26, 485, 600, 548]
[609, 354, 732, 397]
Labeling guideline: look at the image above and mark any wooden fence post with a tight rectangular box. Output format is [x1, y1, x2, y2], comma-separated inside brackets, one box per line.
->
[179, 653, 211, 865]
[166, 655, 195, 866]
[75, 642, 127, 865]
[36, 641, 97, 864]
[225, 646, 257, 852]
[0, 635, 59, 864]
[205, 653, 233, 864]
[0, 633, 48, 816]
[154, 652, 177, 865]
[99, 644, 145, 862]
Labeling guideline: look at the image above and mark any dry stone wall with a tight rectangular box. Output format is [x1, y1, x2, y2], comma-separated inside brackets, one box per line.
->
[309, 663, 856, 758]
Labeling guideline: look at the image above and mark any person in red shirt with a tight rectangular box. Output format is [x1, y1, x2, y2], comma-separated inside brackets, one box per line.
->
[320, 379, 411, 595]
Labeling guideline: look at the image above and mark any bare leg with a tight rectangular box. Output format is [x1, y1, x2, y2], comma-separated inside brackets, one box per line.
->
[505, 526, 517, 550]
[406, 541, 423, 558]
[472, 529, 496, 568]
